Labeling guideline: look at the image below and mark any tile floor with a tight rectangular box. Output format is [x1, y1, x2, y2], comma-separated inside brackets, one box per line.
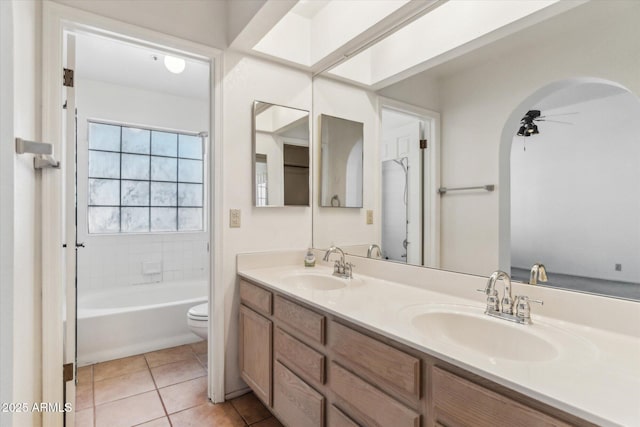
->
[75, 342, 282, 427]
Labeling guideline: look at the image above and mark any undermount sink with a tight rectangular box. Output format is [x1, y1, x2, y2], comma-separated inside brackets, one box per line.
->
[280, 272, 360, 291]
[410, 308, 558, 362]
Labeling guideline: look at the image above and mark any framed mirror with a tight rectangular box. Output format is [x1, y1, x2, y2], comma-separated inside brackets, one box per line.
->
[311, 1, 640, 300]
[319, 114, 364, 208]
[253, 101, 310, 207]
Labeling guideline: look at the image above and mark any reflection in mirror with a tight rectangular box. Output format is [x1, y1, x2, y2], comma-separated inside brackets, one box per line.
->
[508, 80, 640, 300]
[320, 114, 363, 208]
[311, 1, 640, 300]
[253, 101, 310, 207]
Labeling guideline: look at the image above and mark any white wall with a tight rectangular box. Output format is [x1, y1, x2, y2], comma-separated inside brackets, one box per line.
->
[313, 76, 378, 249]
[52, 0, 227, 48]
[434, 1, 640, 276]
[0, 2, 15, 426]
[511, 92, 640, 283]
[10, 1, 42, 426]
[222, 52, 312, 394]
[75, 79, 209, 291]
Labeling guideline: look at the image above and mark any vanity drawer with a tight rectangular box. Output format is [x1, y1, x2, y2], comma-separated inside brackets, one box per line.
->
[329, 405, 360, 427]
[330, 321, 420, 401]
[240, 280, 272, 316]
[274, 360, 325, 427]
[330, 362, 420, 427]
[431, 367, 572, 427]
[274, 296, 325, 344]
[275, 327, 325, 384]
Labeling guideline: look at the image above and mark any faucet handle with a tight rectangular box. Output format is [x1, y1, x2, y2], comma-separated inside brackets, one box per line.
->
[345, 262, 355, 278]
[477, 288, 499, 312]
[514, 295, 544, 323]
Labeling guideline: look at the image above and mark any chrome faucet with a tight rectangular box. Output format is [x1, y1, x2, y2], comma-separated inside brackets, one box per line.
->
[323, 246, 354, 279]
[367, 244, 382, 259]
[478, 270, 543, 325]
[529, 263, 548, 285]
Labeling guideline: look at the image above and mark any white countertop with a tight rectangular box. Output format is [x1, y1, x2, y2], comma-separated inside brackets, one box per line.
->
[238, 260, 640, 427]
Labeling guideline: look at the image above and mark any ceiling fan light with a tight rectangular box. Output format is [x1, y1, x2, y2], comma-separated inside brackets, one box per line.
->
[517, 125, 526, 136]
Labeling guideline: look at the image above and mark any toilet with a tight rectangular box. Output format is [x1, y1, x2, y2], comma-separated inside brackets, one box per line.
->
[187, 303, 208, 339]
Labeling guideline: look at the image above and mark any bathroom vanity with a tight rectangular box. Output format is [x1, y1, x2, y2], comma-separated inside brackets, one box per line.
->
[237, 251, 640, 427]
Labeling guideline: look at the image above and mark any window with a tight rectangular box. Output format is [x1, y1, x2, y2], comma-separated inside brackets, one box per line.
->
[87, 121, 204, 233]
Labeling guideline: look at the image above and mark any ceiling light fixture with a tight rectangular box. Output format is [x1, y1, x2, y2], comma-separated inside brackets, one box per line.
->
[164, 55, 186, 74]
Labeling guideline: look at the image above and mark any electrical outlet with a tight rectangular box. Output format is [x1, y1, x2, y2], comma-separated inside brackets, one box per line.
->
[366, 210, 374, 225]
[230, 209, 241, 228]
[615, 264, 622, 271]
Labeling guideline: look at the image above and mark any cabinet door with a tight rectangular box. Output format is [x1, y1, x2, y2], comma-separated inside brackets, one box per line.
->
[274, 361, 325, 427]
[239, 305, 272, 406]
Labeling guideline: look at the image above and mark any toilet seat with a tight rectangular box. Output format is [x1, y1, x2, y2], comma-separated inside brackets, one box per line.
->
[188, 303, 208, 320]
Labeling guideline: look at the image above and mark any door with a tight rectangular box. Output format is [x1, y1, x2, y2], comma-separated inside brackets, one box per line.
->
[381, 120, 423, 265]
[63, 31, 78, 427]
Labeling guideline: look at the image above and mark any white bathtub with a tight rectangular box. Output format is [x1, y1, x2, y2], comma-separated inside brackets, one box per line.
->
[77, 280, 207, 366]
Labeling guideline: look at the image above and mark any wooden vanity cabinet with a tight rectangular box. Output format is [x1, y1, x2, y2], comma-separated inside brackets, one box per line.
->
[238, 277, 594, 427]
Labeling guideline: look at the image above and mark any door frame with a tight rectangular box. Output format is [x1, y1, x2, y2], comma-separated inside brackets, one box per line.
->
[378, 97, 441, 268]
[41, 3, 224, 425]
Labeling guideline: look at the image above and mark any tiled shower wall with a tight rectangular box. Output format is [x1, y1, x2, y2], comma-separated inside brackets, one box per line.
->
[77, 233, 208, 290]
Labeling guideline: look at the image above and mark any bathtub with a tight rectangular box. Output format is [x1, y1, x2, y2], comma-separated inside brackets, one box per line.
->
[77, 280, 207, 366]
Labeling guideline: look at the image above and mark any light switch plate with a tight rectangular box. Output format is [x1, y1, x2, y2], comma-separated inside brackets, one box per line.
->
[230, 209, 241, 228]
[366, 210, 374, 225]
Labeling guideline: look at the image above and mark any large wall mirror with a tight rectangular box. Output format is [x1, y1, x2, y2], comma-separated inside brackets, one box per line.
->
[311, 1, 640, 300]
[319, 114, 364, 208]
[253, 101, 310, 207]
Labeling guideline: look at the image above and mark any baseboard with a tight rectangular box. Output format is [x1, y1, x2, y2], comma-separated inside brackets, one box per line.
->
[225, 386, 252, 400]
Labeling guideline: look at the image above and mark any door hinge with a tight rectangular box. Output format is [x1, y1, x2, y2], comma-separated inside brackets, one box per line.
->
[420, 139, 428, 149]
[63, 68, 74, 88]
[63, 363, 74, 382]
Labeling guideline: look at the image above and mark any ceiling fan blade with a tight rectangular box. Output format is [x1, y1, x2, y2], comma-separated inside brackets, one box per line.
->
[538, 112, 579, 118]
[536, 119, 573, 125]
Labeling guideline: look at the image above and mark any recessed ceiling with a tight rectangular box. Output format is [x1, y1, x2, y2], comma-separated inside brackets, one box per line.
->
[250, 0, 586, 90]
[328, 0, 585, 89]
[75, 33, 209, 100]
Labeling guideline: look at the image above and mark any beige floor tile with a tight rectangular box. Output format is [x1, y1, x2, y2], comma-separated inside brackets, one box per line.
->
[159, 376, 208, 414]
[94, 368, 156, 405]
[195, 353, 208, 370]
[170, 402, 245, 427]
[145, 345, 195, 368]
[134, 416, 171, 427]
[151, 358, 206, 388]
[77, 365, 92, 385]
[251, 417, 284, 427]
[231, 392, 271, 425]
[190, 340, 207, 354]
[95, 390, 165, 427]
[75, 382, 93, 411]
[74, 408, 94, 427]
[93, 355, 148, 381]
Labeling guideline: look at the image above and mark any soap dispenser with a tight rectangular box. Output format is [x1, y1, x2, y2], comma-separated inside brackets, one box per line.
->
[304, 248, 316, 267]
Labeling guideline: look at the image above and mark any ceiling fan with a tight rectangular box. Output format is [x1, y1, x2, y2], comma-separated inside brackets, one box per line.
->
[516, 110, 576, 137]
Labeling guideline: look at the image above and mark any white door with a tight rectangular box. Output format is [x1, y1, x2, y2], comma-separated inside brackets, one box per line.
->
[381, 120, 423, 265]
[63, 31, 77, 427]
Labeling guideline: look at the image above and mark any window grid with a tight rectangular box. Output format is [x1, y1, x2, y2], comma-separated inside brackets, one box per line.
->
[88, 122, 204, 234]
